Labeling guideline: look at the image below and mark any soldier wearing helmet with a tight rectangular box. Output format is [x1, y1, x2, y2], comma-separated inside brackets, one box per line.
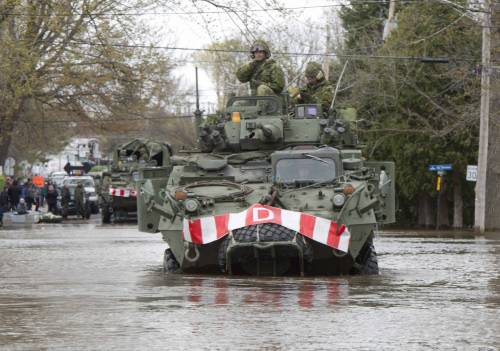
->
[291, 61, 334, 115]
[236, 40, 285, 96]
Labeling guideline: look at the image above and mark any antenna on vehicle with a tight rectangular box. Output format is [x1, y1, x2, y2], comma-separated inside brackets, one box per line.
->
[194, 67, 204, 144]
[329, 60, 349, 115]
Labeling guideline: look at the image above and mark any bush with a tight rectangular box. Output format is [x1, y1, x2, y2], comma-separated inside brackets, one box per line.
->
[90, 165, 108, 172]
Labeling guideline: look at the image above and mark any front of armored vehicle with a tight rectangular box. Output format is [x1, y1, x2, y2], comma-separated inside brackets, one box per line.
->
[138, 147, 393, 276]
[101, 139, 172, 223]
[137, 96, 395, 276]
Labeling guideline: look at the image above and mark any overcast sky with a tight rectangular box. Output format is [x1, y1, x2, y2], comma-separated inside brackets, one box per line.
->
[148, 0, 336, 107]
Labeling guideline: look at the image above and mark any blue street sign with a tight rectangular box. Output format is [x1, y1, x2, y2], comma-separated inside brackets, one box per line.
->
[428, 164, 453, 172]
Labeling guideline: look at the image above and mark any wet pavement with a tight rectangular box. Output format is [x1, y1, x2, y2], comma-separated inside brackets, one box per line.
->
[0, 221, 499, 350]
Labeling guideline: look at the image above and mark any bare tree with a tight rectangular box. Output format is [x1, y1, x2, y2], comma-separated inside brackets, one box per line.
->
[0, 0, 178, 165]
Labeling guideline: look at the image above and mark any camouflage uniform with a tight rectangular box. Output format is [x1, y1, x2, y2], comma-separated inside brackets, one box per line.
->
[236, 40, 285, 96]
[294, 62, 334, 114]
[74, 183, 85, 218]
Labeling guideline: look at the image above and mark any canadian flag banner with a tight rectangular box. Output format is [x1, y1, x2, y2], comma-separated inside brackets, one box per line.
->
[109, 187, 137, 198]
[182, 204, 350, 253]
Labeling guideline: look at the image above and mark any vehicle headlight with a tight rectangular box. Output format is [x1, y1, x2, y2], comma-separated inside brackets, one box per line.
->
[333, 193, 346, 207]
[184, 198, 200, 213]
[342, 183, 355, 195]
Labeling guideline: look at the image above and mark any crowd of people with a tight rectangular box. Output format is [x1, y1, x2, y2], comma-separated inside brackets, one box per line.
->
[0, 177, 59, 224]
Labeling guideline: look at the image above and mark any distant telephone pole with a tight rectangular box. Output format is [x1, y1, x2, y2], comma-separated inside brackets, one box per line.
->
[474, 0, 492, 233]
[383, 0, 397, 40]
[324, 22, 331, 80]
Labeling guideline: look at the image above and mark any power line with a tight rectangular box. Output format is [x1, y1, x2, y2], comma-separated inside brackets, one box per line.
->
[19, 114, 199, 126]
[2, 0, 494, 18]
[69, 40, 478, 62]
[1, 1, 424, 17]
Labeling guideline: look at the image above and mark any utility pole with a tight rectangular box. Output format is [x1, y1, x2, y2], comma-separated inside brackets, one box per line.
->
[383, 0, 397, 40]
[474, 0, 491, 233]
[325, 22, 331, 81]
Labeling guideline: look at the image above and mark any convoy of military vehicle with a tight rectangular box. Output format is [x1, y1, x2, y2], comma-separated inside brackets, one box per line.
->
[14, 40, 397, 277]
[99, 138, 172, 223]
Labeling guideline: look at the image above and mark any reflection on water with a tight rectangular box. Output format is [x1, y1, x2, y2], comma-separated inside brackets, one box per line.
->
[0, 225, 499, 350]
[176, 276, 349, 308]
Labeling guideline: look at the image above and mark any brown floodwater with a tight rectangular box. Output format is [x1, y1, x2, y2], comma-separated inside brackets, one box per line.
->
[0, 222, 499, 350]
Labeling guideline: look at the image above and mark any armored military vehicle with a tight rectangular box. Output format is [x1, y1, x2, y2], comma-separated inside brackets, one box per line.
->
[137, 96, 395, 276]
[100, 138, 172, 223]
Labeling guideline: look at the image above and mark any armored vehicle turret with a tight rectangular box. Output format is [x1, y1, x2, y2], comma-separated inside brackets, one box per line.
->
[100, 138, 172, 223]
[137, 96, 395, 276]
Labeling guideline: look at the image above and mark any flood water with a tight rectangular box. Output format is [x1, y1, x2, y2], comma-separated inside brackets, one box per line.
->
[0, 222, 499, 350]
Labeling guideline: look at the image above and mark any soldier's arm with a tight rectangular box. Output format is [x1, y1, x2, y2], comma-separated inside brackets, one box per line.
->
[236, 61, 257, 83]
[319, 87, 334, 113]
[299, 88, 311, 103]
[267, 63, 285, 94]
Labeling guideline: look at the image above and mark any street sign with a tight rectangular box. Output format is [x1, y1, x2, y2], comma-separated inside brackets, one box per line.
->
[428, 164, 452, 171]
[466, 165, 478, 182]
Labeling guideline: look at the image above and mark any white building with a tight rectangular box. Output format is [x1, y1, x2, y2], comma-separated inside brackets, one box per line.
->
[45, 137, 102, 174]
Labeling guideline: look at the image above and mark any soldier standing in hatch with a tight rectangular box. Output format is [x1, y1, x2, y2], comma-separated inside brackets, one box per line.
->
[236, 40, 285, 96]
[291, 61, 334, 115]
[74, 182, 85, 219]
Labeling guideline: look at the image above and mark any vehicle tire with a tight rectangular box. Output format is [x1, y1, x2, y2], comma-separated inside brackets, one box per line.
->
[101, 207, 111, 224]
[217, 223, 313, 273]
[352, 235, 379, 275]
[163, 248, 180, 273]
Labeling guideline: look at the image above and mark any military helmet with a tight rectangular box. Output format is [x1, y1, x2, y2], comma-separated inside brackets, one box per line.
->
[305, 62, 325, 80]
[250, 40, 271, 59]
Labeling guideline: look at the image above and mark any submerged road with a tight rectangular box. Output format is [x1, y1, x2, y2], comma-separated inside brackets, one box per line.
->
[0, 221, 499, 350]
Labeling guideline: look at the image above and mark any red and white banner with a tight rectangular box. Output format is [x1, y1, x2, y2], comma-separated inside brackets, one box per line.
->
[109, 187, 137, 198]
[182, 204, 350, 253]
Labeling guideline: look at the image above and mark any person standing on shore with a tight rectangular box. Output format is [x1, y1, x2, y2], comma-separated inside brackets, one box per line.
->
[45, 184, 59, 214]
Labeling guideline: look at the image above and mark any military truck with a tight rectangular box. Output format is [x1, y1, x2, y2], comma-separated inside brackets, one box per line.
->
[100, 138, 172, 223]
[137, 96, 395, 276]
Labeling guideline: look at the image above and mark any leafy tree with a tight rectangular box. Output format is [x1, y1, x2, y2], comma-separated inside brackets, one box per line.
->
[194, 39, 248, 109]
[339, 1, 388, 55]
[0, 0, 178, 165]
[339, 0, 481, 227]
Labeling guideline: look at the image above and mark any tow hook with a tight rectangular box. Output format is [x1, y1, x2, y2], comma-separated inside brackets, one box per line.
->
[184, 243, 200, 263]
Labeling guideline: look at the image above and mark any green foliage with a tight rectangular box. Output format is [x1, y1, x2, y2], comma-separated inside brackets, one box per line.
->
[341, 0, 481, 225]
[194, 39, 249, 109]
[90, 165, 107, 172]
[339, 2, 388, 54]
